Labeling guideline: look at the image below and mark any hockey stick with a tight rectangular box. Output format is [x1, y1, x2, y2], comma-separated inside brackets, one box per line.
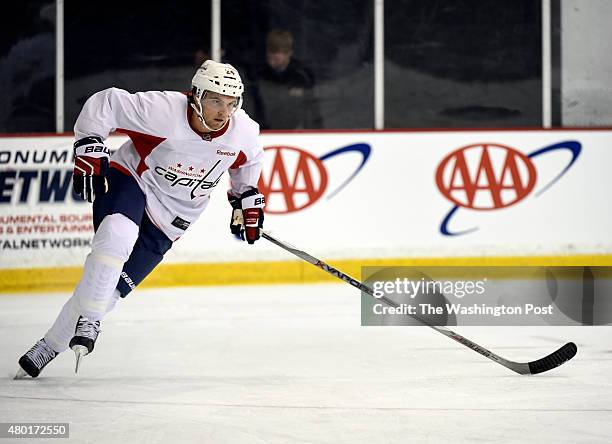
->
[261, 230, 577, 375]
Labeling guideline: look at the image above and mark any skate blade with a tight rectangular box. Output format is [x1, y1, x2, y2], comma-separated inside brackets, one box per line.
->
[72, 345, 89, 374]
[14, 367, 28, 380]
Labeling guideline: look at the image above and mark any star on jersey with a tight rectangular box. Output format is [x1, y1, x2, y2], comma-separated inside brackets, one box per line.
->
[154, 160, 223, 199]
[77, 88, 262, 240]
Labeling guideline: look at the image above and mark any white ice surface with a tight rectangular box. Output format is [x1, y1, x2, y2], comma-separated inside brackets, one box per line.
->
[1, 283, 611, 444]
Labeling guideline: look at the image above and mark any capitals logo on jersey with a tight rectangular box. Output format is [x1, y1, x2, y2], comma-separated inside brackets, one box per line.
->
[154, 160, 224, 199]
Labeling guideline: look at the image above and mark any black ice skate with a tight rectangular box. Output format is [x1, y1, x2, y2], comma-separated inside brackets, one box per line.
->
[69, 316, 101, 373]
[15, 339, 58, 379]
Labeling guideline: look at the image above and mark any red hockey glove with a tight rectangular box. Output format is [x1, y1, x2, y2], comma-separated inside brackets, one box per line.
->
[73, 136, 110, 203]
[228, 188, 265, 244]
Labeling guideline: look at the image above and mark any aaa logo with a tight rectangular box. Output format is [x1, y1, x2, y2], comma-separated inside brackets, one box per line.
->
[436, 143, 537, 210]
[436, 141, 581, 235]
[258, 144, 371, 214]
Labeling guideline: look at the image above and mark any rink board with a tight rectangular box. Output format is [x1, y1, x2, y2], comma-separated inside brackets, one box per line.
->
[0, 129, 611, 292]
[1, 254, 609, 293]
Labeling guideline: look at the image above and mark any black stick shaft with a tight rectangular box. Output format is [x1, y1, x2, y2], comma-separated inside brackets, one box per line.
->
[261, 230, 576, 375]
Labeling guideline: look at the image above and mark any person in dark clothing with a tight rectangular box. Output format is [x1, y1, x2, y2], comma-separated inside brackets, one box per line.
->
[252, 29, 323, 129]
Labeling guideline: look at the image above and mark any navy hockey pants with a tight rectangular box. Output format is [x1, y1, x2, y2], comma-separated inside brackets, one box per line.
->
[92, 167, 173, 297]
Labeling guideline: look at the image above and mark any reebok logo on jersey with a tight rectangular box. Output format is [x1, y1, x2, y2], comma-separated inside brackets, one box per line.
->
[216, 149, 236, 156]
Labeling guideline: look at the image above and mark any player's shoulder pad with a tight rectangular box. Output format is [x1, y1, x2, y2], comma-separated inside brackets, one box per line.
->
[232, 109, 260, 137]
[126, 90, 188, 137]
[224, 109, 261, 156]
[137, 90, 187, 118]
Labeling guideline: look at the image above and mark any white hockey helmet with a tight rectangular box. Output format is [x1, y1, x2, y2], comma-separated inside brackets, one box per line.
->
[191, 60, 244, 109]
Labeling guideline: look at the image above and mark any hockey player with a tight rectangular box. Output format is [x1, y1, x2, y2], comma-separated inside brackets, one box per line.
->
[16, 60, 265, 378]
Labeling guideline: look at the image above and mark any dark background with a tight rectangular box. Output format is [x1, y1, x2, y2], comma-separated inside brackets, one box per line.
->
[1, 0, 542, 132]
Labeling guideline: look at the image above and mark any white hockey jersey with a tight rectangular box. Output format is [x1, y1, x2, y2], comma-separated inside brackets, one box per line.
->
[74, 87, 263, 240]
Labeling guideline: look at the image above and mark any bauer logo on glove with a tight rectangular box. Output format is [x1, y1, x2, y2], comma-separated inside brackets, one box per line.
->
[228, 188, 265, 244]
[73, 136, 110, 203]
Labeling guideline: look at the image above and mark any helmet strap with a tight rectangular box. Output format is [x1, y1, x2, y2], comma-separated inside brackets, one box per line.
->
[190, 90, 229, 133]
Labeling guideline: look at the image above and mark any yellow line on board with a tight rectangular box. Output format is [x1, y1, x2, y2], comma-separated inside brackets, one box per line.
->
[0, 255, 611, 294]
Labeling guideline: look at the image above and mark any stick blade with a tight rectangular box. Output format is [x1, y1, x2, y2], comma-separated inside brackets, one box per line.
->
[527, 342, 577, 375]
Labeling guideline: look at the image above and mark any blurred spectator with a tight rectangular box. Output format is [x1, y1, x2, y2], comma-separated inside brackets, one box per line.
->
[251, 29, 322, 129]
[193, 48, 210, 67]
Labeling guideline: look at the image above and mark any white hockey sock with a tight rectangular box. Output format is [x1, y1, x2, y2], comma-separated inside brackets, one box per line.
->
[73, 252, 123, 321]
[74, 214, 139, 322]
[43, 214, 137, 353]
[44, 289, 122, 353]
[44, 295, 79, 353]
[105, 289, 121, 314]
